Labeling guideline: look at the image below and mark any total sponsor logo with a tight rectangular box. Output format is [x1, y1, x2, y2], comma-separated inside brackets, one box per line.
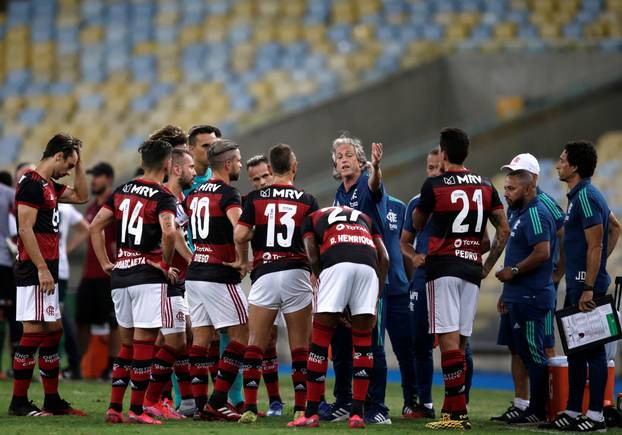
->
[262, 252, 285, 263]
[453, 239, 480, 248]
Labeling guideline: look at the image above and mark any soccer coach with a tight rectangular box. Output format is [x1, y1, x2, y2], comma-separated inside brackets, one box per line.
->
[543, 141, 620, 432]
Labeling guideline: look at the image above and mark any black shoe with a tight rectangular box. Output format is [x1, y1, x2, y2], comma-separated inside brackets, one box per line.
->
[8, 399, 52, 417]
[42, 397, 87, 416]
[561, 415, 607, 432]
[402, 403, 435, 419]
[506, 410, 546, 426]
[490, 403, 522, 422]
[538, 412, 580, 430]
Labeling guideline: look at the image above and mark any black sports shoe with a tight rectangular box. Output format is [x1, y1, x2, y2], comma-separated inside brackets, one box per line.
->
[506, 410, 546, 425]
[8, 399, 52, 417]
[42, 397, 87, 416]
[561, 415, 607, 432]
[538, 412, 579, 430]
[490, 403, 522, 422]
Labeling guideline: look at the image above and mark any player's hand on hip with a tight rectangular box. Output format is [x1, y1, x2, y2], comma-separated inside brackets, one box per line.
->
[578, 290, 596, 312]
[371, 142, 383, 168]
[37, 267, 55, 294]
[223, 258, 247, 279]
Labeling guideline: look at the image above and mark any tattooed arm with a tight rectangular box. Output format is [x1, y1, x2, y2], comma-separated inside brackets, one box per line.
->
[159, 212, 177, 265]
[482, 208, 510, 279]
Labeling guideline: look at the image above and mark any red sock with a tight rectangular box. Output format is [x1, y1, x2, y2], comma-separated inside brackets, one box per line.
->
[242, 345, 263, 413]
[145, 345, 177, 406]
[262, 346, 281, 403]
[210, 340, 245, 408]
[441, 349, 467, 414]
[38, 330, 63, 397]
[161, 379, 173, 401]
[189, 345, 209, 410]
[12, 332, 46, 399]
[305, 321, 334, 417]
[291, 347, 308, 412]
[129, 339, 155, 415]
[207, 338, 220, 384]
[352, 328, 373, 417]
[174, 351, 193, 400]
[109, 344, 133, 412]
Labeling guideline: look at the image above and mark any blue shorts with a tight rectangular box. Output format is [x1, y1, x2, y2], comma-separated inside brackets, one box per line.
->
[506, 302, 548, 368]
[497, 308, 555, 350]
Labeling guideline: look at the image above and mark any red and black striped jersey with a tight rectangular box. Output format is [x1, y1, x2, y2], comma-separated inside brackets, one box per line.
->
[239, 184, 319, 282]
[302, 206, 381, 270]
[184, 179, 242, 284]
[14, 170, 66, 286]
[103, 178, 177, 289]
[416, 169, 503, 285]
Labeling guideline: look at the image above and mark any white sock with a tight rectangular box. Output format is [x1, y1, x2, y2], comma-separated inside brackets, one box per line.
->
[565, 410, 580, 419]
[586, 409, 604, 422]
[423, 403, 433, 410]
[514, 397, 529, 411]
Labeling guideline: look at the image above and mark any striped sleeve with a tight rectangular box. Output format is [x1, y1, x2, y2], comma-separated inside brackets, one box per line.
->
[537, 193, 565, 230]
[525, 206, 551, 246]
[578, 187, 604, 230]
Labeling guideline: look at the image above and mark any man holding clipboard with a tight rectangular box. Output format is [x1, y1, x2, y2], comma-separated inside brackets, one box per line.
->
[542, 141, 620, 432]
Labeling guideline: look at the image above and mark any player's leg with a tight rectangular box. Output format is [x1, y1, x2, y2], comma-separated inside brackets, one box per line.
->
[11, 285, 48, 414]
[544, 308, 556, 359]
[385, 293, 416, 416]
[205, 283, 248, 419]
[240, 304, 277, 419]
[280, 269, 313, 417]
[365, 291, 390, 425]
[346, 263, 380, 428]
[425, 277, 470, 430]
[263, 323, 283, 415]
[207, 335, 220, 384]
[491, 311, 528, 421]
[585, 344, 607, 425]
[411, 288, 435, 417]
[144, 295, 189, 419]
[185, 280, 214, 415]
[125, 283, 166, 424]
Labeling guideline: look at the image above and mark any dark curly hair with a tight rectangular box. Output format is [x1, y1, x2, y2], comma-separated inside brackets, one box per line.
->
[564, 140, 597, 179]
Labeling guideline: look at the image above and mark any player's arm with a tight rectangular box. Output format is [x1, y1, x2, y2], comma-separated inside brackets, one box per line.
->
[496, 241, 550, 282]
[89, 207, 115, 274]
[66, 218, 90, 254]
[579, 224, 604, 312]
[374, 237, 389, 290]
[482, 208, 510, 279]
[17, 204, 55, 294]
[481, 229, 491, 254]
[553, 226, 565, 285]
[159, 212, 177, 265]
[400, 229, 417, 281]
[367, 142, 383, 195]
[303, 235, 322, 277]
[58, 145, 88, 204]
[607, 211, 620, 258]
[175, 227, 192, 264]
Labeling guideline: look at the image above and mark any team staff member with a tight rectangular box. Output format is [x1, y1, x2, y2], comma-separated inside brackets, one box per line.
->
[495, 170, 557, 425]
[492, 153, 565, 422]
[543, 141, 620, 432]
[76, 162, 118, 379]
[381, 195, 414, 420]
[291, 205, 389, 429]
[413, 128, 510, 430]
[323, 134, 387, 424]
[245, 155, 284, 417]
[9, 133, 88, 417]
[400, 148, 442, 418]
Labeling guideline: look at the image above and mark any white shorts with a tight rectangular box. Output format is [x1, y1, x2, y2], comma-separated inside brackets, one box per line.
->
[316, 262, 379, 316]
[248, 268, 312, 314]
[161, 295, 189, 336]
[16, 284, 61, 322]
[111, 283, 167, 329]
[427, 276, 479, 336]
[186, 281, 248, 329]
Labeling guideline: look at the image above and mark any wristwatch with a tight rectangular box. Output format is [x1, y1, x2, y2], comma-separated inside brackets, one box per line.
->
[511, 265, 519, 276]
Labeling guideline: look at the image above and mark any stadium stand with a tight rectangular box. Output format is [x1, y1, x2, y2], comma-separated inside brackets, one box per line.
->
[0, 0, 621, 173]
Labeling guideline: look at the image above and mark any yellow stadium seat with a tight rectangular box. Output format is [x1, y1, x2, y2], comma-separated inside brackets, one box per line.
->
[80, 26, 104, 45]
[283, 0, 306, 18]
[180, 26, 201, 46]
